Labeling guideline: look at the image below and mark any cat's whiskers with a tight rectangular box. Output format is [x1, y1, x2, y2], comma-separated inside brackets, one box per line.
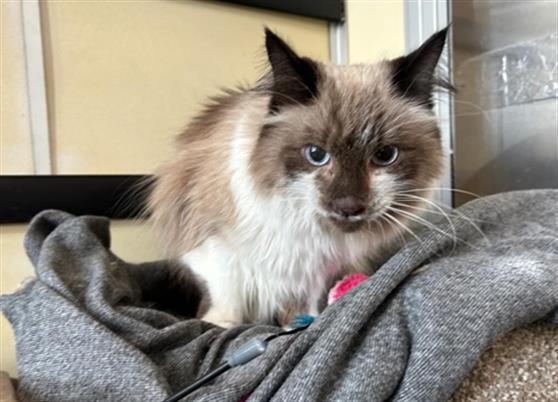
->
[394, 193, 491, 247]
[396, 188, 490, 238]
[376, 214, 388, 241]
[382, 211, 426, 248]
[398, 187, 482, 199]
[390, 200, 467, 228]
[386, 205, 468, 252]
[393, 192, 457, 245]
[391, 199, 456, 239]
[376, 214, 406, 247]
[433, 96, 494, 126]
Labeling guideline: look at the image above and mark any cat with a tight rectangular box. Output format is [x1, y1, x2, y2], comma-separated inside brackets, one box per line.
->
[148, 28, 450, 327]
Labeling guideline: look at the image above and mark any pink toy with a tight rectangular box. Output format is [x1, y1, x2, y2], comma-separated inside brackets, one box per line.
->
[327, 273, 369, 305]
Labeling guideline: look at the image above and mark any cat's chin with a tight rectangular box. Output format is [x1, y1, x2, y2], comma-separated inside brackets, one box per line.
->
[329, 216, 368, 233]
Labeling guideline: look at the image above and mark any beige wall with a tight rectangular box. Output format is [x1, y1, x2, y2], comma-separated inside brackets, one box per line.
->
[0, 225, 34, 378]
[1, 0, 404, 176]
[1, 1, 34, 174]
[43, 0, 329, 174]
[347, 0, 405, 63]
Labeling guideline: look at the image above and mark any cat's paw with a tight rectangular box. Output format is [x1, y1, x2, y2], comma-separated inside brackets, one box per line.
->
[203, 317, 239, 328]
[202, 307, 241, 328]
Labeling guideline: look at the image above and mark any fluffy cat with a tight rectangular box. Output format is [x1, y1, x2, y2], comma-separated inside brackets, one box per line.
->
[149, 28, 449, 327]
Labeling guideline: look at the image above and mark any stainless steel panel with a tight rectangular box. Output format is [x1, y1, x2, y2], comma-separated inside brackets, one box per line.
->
[452, 0, 558, 205]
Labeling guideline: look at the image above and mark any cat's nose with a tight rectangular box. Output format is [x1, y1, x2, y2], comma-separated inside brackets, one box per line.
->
[332, 196, 367, 217]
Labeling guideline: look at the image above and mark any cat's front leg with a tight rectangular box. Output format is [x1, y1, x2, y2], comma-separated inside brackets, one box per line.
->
[275, 285, 326, 327]
[202, 303, 242, 328]
[195, 271, 243, 328]
[182, 240, 243, 328]
[193, 272, 243, 327]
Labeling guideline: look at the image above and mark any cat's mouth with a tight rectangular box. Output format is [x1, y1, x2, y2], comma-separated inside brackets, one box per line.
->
[325, 207, 389, 232]
[327, 212, 368, 232]
[328, 211, 367, 223]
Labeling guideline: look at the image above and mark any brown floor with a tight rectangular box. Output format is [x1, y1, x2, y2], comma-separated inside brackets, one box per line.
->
[451, 323, 558, 401]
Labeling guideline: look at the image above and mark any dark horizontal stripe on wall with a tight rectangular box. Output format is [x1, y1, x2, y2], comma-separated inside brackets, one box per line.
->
[218, 0, 345, 22]
[0, 175, 151, 223]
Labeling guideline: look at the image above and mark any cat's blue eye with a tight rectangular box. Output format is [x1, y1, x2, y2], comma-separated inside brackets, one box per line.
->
[372, 145, 399, 166]
[304, 145, 331, 167]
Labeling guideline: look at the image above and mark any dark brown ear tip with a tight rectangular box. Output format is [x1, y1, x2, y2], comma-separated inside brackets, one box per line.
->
[427, 27, 449, 48]
[264, 27, 283, 48]
[264, 26, 274, 38]
[390, 25, 453, 107]
[432, 26, 450, 45]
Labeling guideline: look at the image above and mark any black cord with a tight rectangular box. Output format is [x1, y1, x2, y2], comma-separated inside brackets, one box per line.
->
[264, 323, 309, 342]
[162, 363, 230, 402]
[162, 322, 312, 402]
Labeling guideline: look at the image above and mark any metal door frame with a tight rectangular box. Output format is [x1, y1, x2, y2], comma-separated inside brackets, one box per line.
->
[404, 0, 454, 208]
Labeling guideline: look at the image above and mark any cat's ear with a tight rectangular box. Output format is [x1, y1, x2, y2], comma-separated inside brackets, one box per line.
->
[264, 28, 320, 113]
[390, 27, 450, 108]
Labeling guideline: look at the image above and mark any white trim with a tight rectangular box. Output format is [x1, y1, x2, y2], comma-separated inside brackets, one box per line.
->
[404, 0, 454, 208]
[21, 0, 52, 175]
[329, 22, 348, 64]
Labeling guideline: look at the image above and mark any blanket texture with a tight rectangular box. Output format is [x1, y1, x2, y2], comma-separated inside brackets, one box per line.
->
[1, 190, 557, 401]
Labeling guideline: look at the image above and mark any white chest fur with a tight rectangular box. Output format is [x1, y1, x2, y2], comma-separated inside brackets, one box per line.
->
[182, 202, 372, 324]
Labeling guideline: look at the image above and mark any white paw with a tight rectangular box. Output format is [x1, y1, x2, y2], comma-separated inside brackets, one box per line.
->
[203, 318, 238, 328]
[202, 308, 241, 328]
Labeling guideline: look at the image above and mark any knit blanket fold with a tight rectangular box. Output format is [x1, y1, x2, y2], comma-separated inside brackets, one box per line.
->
[1, 190, 557, 401]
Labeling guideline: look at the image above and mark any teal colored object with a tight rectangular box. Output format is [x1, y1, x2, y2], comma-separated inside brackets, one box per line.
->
[289, 314, 315, 329]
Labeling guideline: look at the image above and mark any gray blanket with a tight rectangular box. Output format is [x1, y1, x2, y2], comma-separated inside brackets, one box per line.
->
[1, 190, 557, 402]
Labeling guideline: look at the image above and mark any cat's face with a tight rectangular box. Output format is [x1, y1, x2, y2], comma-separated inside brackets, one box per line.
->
[251, 29, 448, 233]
